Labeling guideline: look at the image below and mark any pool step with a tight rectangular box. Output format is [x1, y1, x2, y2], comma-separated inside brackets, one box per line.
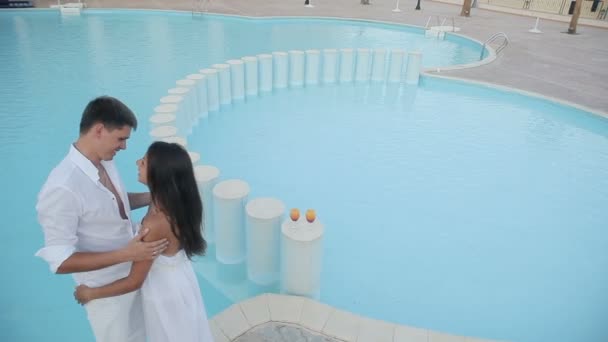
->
[50, 2, 85, 14]
[425, 26, 461, 40]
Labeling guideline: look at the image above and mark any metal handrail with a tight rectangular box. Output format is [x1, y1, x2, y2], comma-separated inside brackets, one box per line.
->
[55, 0, 87, 8]
[424, 15, 443, 28]
[425, 15, 456, 32]
[192, 0, 209, 16]
[424, 16, 432, 29]
[480, 32, 509, 60]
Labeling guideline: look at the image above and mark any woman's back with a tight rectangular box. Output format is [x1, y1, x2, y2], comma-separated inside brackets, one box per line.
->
[140, 141, 213, 341]
[140, 211, 214, 342]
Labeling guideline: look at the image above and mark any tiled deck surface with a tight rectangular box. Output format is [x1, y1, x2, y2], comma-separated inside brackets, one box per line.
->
[234, 322, 340, 342]
[29, 1, 608, 341]
[210, 294, 497, 342]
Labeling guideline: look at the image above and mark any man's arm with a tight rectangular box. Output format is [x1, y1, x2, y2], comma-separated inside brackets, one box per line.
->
[57, 250, 130, 274]
[56, 228, 166, 274]
[74, 225, 166, 304]
[36, 186, 167, 275]
[128, 192, 151, 210]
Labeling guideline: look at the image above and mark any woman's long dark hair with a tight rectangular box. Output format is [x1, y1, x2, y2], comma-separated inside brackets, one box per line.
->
[146, 141, 206, 259]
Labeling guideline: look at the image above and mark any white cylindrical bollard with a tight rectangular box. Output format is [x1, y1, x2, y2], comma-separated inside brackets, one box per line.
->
[355, 48, 371, 82]
[322, 49, 338, 84]
[149, 113, 176, 131]
[154, 103, 178, 115]
[388, 48, 406, 83]
[288, 50, 305, 88]
[188, 151, 201, 165]
[200, 68, 219, 112]
[159, 95, 183, 106]
[339, 48, 354, 83]
[371, 48, 387, 82]
[405, 51, 422, 85]
[187, 73, 208, 119]
[242, 56, 259, 98]
[257, 54, 273, 93]
[151, 104, 178, 130]
[159, 95, 186, 135]
[213, 179, 250, 264]
[272, 51, 288, 89]
[305, 49, 320, 86]
[245, 198, 285, 285]
[150, 125, 178, 141]
[280, 216, 324, 299]
[227, 59, 245, 101]
[168, 87, 188, 97]
[176, 79, 196, 89]
[194, 165, 220, 244]
[168, 87, 192, 134]
[176, 79, 197, 126]
[161, 135, 187, 147]
[213, 63, 232, 106]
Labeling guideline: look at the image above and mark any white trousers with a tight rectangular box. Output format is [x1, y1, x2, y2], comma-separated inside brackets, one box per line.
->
[85, 290, 145, 342]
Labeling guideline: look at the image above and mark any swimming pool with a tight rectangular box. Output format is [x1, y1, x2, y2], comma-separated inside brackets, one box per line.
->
[1, 9, 606, 342]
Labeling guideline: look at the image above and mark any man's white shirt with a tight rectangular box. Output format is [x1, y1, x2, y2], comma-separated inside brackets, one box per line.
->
[36, 145, 136, 287]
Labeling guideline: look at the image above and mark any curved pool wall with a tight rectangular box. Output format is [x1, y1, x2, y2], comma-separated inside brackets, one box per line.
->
[2, 8, 607, 342]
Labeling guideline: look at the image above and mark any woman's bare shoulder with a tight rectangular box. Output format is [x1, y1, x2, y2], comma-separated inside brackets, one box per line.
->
[141, 212, 172, 241]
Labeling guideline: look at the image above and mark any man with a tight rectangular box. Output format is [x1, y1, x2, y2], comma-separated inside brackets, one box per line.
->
[36, 96, 168, 342]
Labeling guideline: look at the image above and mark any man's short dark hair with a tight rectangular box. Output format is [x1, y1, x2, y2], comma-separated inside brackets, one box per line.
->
[79, 96, 138, 134]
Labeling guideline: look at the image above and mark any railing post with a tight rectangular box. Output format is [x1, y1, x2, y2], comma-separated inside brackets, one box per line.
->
[559, 0, 568, 14]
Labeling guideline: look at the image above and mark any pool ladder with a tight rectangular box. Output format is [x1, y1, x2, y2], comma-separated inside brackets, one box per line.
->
[480, 32, 509, 60]
[192, 0, 210, 16]
[424, 16, 455, 31]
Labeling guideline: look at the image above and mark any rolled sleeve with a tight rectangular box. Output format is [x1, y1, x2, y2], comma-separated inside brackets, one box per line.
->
[35, 245, 76, 273]
[35, 185, 80, 273]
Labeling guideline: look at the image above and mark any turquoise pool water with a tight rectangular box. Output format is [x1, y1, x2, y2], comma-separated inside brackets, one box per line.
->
[191, 79, 608, 342]
[1, 9, 607, 342]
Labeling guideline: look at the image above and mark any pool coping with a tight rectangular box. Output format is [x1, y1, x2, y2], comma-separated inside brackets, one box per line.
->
[422, 73, 608, 119]
[209, 293, 500, 342]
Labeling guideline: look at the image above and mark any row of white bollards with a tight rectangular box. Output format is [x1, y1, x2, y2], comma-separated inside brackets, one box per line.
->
[149, 48, 423, 142]
[146, 47, 424, 300]
[194, 169, 324, 299]
[151, 119, 325, 298]
[149, 129, 323, 297]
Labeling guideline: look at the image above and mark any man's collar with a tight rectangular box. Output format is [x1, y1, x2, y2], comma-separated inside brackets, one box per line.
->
[68, 144, 100, 182]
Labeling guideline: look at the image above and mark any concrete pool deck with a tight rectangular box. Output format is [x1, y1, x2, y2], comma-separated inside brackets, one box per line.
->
[29, 1, 608, 341]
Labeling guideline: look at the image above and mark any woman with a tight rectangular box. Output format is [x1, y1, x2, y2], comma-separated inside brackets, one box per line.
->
[75, 141, 214, 342]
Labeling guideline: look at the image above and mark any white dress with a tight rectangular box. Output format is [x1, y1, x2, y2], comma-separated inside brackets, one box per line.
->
[141, 249, 214, 342]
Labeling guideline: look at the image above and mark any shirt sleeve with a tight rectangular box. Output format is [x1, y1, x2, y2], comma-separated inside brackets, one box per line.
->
[35, 185, 81, 273]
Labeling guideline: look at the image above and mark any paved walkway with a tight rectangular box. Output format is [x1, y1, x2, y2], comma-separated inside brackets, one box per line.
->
[41, 0, 608, 114]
